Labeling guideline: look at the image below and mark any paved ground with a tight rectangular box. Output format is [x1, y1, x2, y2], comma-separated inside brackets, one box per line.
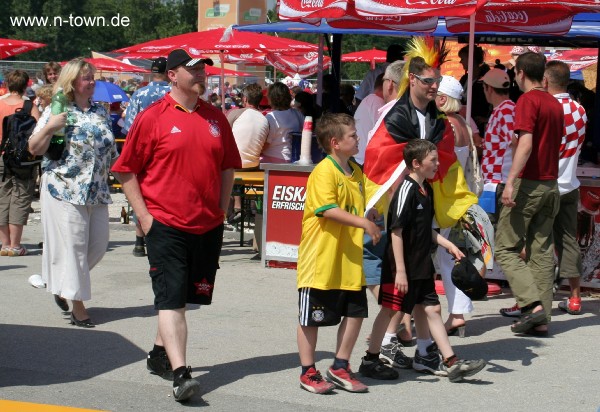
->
[0, 194, 599, 411]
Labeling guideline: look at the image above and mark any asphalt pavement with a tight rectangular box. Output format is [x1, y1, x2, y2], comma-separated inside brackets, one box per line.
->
[0, 194, 599, 412]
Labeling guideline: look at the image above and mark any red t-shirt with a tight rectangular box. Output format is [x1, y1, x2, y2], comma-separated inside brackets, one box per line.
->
[112, 93, 241, 234]
[513, 89, 563, 180]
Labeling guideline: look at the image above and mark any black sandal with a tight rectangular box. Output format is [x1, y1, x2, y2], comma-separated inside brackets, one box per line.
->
[54, 294, 69, 312]
[510, 310, 547, 334]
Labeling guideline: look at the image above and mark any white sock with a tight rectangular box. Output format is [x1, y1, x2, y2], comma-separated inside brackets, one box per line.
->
[382, 332, 396, 346]
[417, 339, 433, 356]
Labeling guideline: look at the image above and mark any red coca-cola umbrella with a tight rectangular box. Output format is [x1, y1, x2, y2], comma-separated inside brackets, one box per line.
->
[113, 27, 317, 56]
[548, 48, 598, 71]
[222, 53, 268, 65]
[84, 58, 150, 73]
[205, 65, 253, 77]
[342, 48, 386, 69]
[114, 27, 318, 112]
[266, 51, 331, 77]
[0, 38, 46, 59]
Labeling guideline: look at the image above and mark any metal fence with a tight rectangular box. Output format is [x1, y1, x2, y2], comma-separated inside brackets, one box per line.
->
[0, 60, 48, 81]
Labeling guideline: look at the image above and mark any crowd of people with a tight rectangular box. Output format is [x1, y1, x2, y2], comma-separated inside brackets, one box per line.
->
[0, 37, 596, 402]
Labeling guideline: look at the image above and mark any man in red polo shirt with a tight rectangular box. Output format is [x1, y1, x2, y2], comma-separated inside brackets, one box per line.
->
[112, 48, 241, 402]
[495, 52, 563, 337]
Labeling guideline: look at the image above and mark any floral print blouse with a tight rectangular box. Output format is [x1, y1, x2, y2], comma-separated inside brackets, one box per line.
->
[32, 101, 119, 205]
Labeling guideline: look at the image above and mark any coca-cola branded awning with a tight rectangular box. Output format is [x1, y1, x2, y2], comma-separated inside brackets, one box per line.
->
[278, 0, 438, 32]
[279, 0, 600, 36]
[354, 0, 485, 18]
[548, 48, 598, 71]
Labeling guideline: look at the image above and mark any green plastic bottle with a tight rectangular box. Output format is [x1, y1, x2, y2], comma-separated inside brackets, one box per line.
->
[50, 87, 67, 143]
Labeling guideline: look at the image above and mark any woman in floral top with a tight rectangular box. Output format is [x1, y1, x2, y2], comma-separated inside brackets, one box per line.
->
[28, 58, 119, 328]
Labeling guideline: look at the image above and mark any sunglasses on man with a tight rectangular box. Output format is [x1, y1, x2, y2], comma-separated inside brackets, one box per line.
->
[412, 73, 443, 85]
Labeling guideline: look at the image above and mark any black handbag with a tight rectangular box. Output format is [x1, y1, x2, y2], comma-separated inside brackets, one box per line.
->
[46, 138, 65, 161]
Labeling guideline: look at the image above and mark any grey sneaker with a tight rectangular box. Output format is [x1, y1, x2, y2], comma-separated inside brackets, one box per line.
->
[173, 366, 200, 402]
[358, 357, 399, 380]
[412, 343, 448, 377]
[447, 359, 486, 383]
[147, 351, 174, 381]
[380, 338, 413, 369]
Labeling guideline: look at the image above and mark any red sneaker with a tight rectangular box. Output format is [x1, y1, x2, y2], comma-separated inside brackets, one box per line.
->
[326, 365, 368, 393]
[300, 367, 335, 394]
[499, 303, 521, 317]
[558, 297, 582, 315]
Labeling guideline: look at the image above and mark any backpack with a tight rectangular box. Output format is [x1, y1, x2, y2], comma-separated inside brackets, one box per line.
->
[1, 100, 41, 181]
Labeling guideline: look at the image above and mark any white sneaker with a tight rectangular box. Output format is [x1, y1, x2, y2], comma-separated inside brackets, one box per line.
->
[28, 274, 46, 288]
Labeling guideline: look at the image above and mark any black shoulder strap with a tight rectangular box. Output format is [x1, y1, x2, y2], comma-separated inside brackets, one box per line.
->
[21, 99, 34, 115]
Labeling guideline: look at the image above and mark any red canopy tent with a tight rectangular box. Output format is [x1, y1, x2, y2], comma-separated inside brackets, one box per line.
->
[0, 38, 46, 59]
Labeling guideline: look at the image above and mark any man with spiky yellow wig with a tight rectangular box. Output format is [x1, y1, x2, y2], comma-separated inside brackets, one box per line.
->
[360, 37, 491, 381]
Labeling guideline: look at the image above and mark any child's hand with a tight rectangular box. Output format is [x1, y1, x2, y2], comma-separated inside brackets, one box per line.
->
[395, 270, 408, 294]
[363, 219, 382, 245]
[365, 207, 380, 222]
[447, 243, 465, 261]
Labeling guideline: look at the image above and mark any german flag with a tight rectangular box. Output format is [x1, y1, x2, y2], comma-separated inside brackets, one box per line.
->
[363, 93, 477, 229]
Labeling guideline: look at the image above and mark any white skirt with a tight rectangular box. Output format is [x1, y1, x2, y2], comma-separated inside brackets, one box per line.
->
[436, 227, 474, 314]
[41, 174, 109, 301]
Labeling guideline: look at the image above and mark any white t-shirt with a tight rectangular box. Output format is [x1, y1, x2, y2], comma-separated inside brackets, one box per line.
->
[262, 108, 304, 163]
[354, 93, 384, 164]
[356, 64, 388, 101]
[231, 108, 269, 168]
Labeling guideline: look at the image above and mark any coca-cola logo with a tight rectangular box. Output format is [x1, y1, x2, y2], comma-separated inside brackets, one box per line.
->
[303, 52, 318, 60]
[300, 0, 324, 8]
[406, 0, 458, 5]
[484, 10, 529, 24]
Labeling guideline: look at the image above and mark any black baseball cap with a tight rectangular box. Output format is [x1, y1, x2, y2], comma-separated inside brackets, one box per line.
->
[166, 49, 214, 71]
[151, 57, 167, 74]
[451, 257, 488, 300]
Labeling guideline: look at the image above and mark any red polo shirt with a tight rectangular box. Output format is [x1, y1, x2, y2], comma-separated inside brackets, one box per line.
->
[112, 93, 241, 234]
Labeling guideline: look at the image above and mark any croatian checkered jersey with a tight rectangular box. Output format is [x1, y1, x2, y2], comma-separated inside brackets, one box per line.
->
[555, 93, 587, 195]
[482, 100, 515, 184]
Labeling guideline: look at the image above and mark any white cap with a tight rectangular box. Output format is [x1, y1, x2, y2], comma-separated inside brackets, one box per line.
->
[438, 75, 463, 100]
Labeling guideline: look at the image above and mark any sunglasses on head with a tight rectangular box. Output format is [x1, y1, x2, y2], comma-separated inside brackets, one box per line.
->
[412, 73, 443, 85]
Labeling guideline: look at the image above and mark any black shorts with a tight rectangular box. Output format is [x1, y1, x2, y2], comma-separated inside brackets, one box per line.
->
[298, 287, 368, 327]
[145, 219, 224, 310]
[401, 278, 440, 314]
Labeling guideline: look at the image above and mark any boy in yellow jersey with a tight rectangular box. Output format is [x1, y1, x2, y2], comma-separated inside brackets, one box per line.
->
[297, 113, 382, 394]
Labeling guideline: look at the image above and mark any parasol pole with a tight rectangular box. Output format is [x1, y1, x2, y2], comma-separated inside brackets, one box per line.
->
[316, 35, 324, 107]
[221, 51, 226, 114]
[466, 12, 476, 125]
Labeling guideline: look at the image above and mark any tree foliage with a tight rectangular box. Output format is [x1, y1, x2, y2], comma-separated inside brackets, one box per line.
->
[2, 0, 198, 61]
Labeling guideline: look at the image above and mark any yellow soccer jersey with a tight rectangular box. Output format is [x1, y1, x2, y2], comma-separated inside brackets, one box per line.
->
[297, 156, 366, 291]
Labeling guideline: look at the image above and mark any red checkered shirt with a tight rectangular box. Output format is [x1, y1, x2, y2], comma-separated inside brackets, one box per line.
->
[555, 93, 587, 194]
[482, 100, 515, 183]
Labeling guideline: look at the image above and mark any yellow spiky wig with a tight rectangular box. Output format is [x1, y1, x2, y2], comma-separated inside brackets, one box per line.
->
[397, 36, 449, 98]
